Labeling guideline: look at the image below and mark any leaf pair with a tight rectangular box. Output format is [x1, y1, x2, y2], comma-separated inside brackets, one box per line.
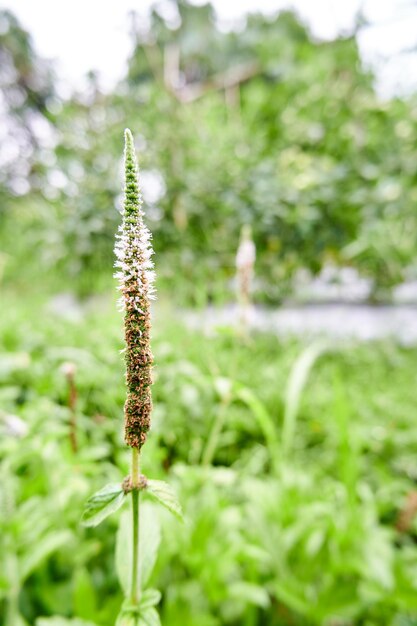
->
[116, 607, 160, 626]
[116, 590, 162, 626]
[81, 479, 183, 528]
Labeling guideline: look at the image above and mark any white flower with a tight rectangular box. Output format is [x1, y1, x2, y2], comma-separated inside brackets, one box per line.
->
[114, 129, 156, 312]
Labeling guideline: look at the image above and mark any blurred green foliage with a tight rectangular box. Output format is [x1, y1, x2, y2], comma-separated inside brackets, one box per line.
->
[2, 4, 417, 624]
[1, 2, 417, 301]
[1, 293, 417, 625]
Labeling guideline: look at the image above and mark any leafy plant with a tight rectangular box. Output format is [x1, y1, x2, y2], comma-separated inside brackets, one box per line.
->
[81, 130, 182, 626]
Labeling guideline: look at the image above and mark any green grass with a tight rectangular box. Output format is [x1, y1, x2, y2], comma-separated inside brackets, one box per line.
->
[1, 291, 417, 626]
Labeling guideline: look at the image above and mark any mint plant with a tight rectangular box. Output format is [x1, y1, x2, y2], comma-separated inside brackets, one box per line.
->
[81, 129, 182, 626]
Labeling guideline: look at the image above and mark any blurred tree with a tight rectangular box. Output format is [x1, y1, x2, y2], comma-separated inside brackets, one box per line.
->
[1, 2, 417, 300]
[0, 10, 56, 199]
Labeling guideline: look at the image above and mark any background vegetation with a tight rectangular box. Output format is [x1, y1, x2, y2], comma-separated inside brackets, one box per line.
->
[1, 1, 417, 301]
[1, 2, 417, 625]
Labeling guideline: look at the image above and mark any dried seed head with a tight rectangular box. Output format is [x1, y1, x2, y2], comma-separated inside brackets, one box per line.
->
[114, 129, 155, 449]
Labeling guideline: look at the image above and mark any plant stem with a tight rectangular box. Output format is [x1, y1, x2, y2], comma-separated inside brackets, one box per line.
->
[131, 446, 140, 488]
[130, 447, 140, 604]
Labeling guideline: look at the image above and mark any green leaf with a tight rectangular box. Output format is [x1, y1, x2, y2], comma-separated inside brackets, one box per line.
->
[116, 511, 131, 597]
[283, 341, 329, 456]
[12, 614, 29, 626]
[229, 581, 270, 608]
[273, 580, 311, 617]
[81, 483, 126, 528]
[115, 601, 161, 626]
[115, 611, 138, 626]
[73, 568, 97, 621]
[116, 503, 161, 594]
[139, 608, 161, 626]
[233, 384, 278, 463]
[35, 615, 96, 626]
[139, 589, 161, 610]
[138, 503, 161, 587]
[20, 530, 72, 581]
[145, 480, 183, 521]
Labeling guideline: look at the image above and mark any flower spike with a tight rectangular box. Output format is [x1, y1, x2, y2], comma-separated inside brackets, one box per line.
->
[114, 128, 155, 449]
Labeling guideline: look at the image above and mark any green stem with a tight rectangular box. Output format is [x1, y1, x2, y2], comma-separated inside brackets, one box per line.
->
[131, 447, 140, 488]
[130, 448, 140, 605]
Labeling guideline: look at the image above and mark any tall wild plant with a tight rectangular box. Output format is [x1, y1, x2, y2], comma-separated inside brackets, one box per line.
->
[236, 224, 255, 335]
[81, 130, 182, 626]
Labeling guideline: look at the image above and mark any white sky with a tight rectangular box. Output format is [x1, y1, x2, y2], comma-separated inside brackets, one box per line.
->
[3, 0, 417, 97]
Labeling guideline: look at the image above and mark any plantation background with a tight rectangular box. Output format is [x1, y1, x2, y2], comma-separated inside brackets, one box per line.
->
[1, 1, 417, 625]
